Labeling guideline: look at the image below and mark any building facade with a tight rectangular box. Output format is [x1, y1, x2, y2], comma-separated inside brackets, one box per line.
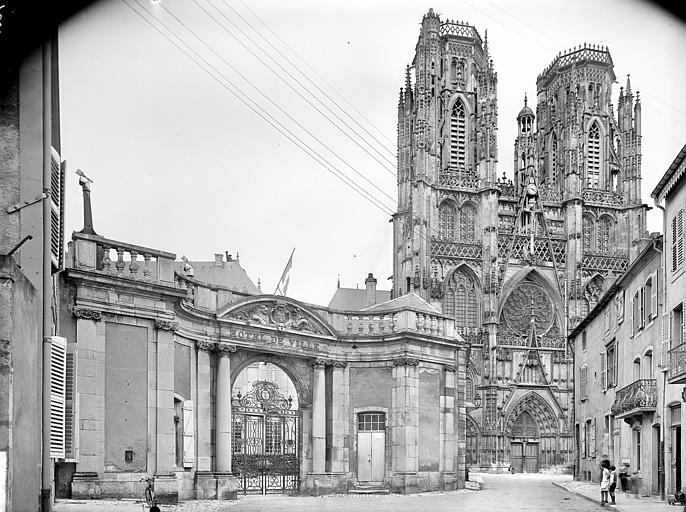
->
[652, 143, 686, 499]
[393, 10, 648, 472]
[57, 225, 468, 500]
[570, 236, 663, 495]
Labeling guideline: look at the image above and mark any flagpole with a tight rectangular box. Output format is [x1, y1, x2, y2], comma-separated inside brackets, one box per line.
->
[274, 247, 295, 295]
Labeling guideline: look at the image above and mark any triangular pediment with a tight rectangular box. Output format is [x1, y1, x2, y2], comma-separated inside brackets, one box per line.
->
[217, 296, 336, 337]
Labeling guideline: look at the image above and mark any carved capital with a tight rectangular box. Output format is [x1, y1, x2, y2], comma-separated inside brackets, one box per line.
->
[197, 341, 216, 352]
[72, 306, 102, 321]
[216, 343, 237, 356]
[392, 357, 419, 367]
[329, 360, 348, 368]
[154, 319, 179, 331]
[443, 364, 457, 372]
[312, 357, 328, 369]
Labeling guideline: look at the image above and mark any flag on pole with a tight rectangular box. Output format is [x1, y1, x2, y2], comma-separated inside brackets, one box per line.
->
[275, 248, 295, 296]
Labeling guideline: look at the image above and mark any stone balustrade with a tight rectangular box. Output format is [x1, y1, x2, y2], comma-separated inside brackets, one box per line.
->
[327, 310, 455, 340]
[71, 232, 176, 285]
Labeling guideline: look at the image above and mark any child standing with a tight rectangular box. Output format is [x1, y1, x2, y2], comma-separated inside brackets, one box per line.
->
[600, 459, 611, 505]
[608, 465, 617, 504]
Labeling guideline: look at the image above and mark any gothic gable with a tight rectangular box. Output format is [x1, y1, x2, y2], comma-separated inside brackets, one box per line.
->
[218, 297, 336, 337]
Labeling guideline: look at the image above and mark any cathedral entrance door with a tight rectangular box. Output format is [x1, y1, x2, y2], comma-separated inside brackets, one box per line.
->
[357, 412, 385, 482]
[524, 442, 539, 473]
[511, 442, 523, 473]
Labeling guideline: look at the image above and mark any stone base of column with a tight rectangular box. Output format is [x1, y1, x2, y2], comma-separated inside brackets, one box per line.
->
[302, 472, 350, 496]
[71, 472, 101, 499]
[441, 471, 457, 491]
[154, 473, 179, 504]
[194, 471, 218, 500]
[215, 472, 239, 500]
[388, 472, 419, 494]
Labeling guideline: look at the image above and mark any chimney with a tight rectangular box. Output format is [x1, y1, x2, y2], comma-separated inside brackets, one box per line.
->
[214, 253, 224, 266]
[365, 273, 377, 307]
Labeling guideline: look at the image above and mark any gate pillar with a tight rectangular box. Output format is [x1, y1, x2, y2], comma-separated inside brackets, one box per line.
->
[215, 344, 238, 499]
[312, 359, 327, 473]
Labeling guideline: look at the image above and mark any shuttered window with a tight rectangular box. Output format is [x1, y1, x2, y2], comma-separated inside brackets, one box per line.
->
[49, 336, 67, 459]
[49, 149, 65, 271]
[580, 366, 588, 400]
[64, 344, 79, 461]
[673, 209, 684, 273]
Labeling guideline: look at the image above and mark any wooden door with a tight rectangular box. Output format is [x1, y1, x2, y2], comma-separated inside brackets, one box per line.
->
[511, 442, 523, 473]
[358, 432, 385, 482]
[524, 442, 539, 473]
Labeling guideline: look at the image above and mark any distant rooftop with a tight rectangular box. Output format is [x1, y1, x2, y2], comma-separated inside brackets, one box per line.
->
[176, 253, 258, 294]
[328, 287, 391, 311]
[362, 292, 440, 315]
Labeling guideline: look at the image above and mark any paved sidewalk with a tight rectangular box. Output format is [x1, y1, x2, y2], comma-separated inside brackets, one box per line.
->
[553, 479, 678, 512]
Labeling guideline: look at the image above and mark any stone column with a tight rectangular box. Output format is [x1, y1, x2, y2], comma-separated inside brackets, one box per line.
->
[71, 308, 105, 499]
[391, 357, 419, 493]
[311, 359, 327, 474]
[214, 344, 238, 500]
[215, 344, 236, 473]
[329, 362, 349, 474]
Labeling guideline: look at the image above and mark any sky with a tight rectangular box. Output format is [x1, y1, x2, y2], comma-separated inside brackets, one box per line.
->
[58, 0, 686, 306]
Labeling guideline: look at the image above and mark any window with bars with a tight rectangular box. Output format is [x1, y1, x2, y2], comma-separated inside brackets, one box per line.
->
[358, 412, 385, 431]
[598, 217, 612, 254]
[587, 122, 601, 188]
[459, 204, 476, 242]
[583, 216, 594, 252]
[438, 202, 456, 240]
[450, 100, 467, 170]
[672, 209, 684, 273]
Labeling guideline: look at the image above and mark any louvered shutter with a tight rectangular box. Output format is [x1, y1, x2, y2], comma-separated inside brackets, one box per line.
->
[182, 400, 194, 467]
[678, 209, 684, 270]
[662, 311, 670, 369]
[650, 272, 658, 322]
[600, 351, 607, 391]
[581, 422, 587, 458]
[630, 295, 634, 337]
[590, 418, 596, 458]
[64, 343, 78, 461]
[49, 336, 67, 459]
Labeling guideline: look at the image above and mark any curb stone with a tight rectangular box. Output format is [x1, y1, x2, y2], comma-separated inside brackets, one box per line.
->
[552, 481, 621, 511]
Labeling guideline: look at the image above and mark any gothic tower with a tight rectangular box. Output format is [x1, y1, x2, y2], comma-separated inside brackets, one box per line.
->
[394, 12, 648, 473]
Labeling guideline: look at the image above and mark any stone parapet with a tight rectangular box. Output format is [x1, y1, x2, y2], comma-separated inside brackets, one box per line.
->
[388, 471, 419, 494]
[302, 472, 351, 496]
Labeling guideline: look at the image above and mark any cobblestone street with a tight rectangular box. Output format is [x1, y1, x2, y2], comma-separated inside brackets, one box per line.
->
[54, 474, 603, 512]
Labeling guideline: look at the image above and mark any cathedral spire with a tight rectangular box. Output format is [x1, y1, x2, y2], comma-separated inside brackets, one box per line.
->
[625, 74, 632, 97]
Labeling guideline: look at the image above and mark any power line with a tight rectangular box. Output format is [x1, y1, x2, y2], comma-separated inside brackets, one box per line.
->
[225, 0, 398, 154]
[121, 0, 396, 218]
[195, 0, 398, 177]
[155, 0, 397, 206]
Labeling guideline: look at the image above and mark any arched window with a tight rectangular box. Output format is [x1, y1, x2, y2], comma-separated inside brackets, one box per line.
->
[587, 122, 601, 188]
[598, 217, 613, 254]
[583, 215, 594, 252]
[450, 100, 467, 170]
[443, 269, 478, 329]
[465, 376, 474, 403]
[459, 203, 476, 242]
[438, 202, 456, 240]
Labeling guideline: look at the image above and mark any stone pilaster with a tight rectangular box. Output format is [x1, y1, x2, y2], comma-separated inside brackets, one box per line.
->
[74, 313, 105, 475]
[391, 358, 419, 493]
[155, 324, 176, 473]
[441, 364, 457, 490]
[311, 359, 327, 474]
[196, 341, 214, 472]
[328, 361, 349, 473]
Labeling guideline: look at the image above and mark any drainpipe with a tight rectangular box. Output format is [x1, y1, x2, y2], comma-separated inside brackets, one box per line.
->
[41, 39, 53, 512]
[655, 201, 666, 500]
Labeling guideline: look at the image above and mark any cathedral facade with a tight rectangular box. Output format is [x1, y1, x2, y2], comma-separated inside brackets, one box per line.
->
[393, 9, 648, 472]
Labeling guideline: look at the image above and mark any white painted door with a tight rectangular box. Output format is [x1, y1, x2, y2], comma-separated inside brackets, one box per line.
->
[358, 432, 385, 482]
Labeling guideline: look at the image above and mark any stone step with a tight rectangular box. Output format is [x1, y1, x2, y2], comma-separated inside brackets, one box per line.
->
[349, 484, 390, 495]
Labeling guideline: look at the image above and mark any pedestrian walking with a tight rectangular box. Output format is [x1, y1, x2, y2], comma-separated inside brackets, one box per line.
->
[599, 459, 611, 506]
[608, 465, 617, 505]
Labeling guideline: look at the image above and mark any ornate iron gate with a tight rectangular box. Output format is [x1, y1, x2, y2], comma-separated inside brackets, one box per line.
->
[231, 380, 299, 494]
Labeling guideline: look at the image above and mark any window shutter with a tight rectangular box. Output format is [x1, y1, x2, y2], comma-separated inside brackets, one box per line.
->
[590, 418, 596, 458]
[600, 351, 607, 391]
[582, 423, 587, 458]
[49, 336, 67, 459]
[64, 343, 79, 461]
[640, 288, 645, 328]
[650, 273, 658, 322]
[678, 209, 684, 269]
[630, 295, 634, 337]
[182, 400, 194, 467]
[662, 312, 670, 369]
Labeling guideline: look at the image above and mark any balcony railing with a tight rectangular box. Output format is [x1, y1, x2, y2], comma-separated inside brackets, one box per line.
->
[610, 379, 657, 418]
[669, 342, 686, 384]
